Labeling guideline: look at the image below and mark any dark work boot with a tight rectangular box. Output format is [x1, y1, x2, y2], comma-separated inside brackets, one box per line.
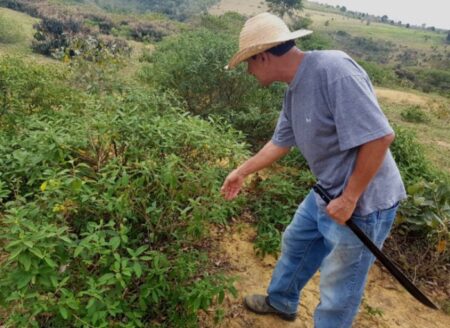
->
[243, 294, 297, 321]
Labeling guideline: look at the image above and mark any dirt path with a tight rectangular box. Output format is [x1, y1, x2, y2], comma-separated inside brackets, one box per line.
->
[204, 222, 450, 328]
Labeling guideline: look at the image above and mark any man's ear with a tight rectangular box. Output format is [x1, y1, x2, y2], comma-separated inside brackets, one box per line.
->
[260, 51, 269, 63]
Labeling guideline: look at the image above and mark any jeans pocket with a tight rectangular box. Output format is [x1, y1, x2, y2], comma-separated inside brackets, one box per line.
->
[351, 213, 371, 222]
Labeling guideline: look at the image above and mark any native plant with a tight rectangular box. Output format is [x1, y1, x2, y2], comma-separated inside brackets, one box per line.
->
[0, 57, 248, 326]
[141, 20, 285, 148]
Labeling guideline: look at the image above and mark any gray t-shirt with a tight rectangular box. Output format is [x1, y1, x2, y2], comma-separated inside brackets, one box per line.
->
[272, 50, 406, 215]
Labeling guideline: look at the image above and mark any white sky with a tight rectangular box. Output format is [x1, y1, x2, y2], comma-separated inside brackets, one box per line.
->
[311, 0, 450, 30]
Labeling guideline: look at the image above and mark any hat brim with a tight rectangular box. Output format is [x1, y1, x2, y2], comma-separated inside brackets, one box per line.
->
[226, 29, 312, 70]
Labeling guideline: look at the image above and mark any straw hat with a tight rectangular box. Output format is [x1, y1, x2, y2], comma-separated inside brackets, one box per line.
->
[226, 12, 312, 69]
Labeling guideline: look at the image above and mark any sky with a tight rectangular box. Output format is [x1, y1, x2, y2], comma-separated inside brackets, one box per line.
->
[311, 0, 450, 30]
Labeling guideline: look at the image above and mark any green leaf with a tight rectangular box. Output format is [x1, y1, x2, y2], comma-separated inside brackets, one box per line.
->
[17, 274, 33, 289]
[99, 273, 115, 285]
[23, 241, 34, 248]
[133, 262, 142, 278]
[86, 298, 96, 309]
[50, 275, 58, 288]
[44, 257, 57, 268]
[8, 246, 25, 261]
[135, 245, 148, 256]
[59, 236, 72, 243]
[218, 290, 225, 304]
[70, 179, 83, 192]
[19, 254, 32, 271]
[74, 245, 84, 257]
[29, 248, 44, 259]
[110, 236, 121, 250]
[59, 306, 69, 319]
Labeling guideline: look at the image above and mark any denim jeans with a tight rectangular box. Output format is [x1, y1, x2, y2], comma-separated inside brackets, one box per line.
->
[267, 190, 398, 328]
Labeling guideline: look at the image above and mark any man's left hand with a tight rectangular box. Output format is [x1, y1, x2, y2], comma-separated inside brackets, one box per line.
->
[326, 195, 357, 225]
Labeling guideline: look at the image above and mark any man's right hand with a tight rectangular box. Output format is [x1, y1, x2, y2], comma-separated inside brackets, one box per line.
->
[220, 141, 290, 200]
[221, 169, 246, 200]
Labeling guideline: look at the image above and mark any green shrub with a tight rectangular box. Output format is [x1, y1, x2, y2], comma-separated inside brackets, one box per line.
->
[139, 27, 284, 147]
[0, 63, 247, 326]
[390, 125, 433, 184]
[248, 167, 314, 256]
[0, 57, 83, 124]
[389, 126, 449, 259]
[357, 60, 398, 85]
[395, 67, 450, 96]
[400, 105, 430, 123]
[297, 32, 332, 51]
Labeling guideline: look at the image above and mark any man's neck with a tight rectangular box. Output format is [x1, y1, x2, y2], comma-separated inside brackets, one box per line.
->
[277, 48, 305, 84]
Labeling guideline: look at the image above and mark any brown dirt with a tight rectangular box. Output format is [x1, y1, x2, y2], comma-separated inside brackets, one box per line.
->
[202, 222, 450, 328]
[374, 88, 429, 107]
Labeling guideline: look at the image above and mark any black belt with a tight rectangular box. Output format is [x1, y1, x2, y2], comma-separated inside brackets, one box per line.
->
[312, 184, 439, 310]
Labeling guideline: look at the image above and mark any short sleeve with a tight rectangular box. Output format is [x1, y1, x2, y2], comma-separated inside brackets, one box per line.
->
[271, 105, 296, 148]
[327, 74, 393, 151]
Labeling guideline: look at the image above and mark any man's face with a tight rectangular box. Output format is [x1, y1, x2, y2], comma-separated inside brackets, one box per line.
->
[246, 53, 272, 87]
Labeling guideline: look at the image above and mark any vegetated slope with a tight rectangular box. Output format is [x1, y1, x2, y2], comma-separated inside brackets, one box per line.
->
[44, 0, 220, 21]
[0, 7, 38, 55]
[304, 7, 448, 67]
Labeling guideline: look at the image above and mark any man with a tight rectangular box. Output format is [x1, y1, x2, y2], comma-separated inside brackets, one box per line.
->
[221, 12, 406, 327]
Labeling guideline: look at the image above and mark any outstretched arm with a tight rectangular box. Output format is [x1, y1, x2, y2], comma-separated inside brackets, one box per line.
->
[221, 141, 291, 200]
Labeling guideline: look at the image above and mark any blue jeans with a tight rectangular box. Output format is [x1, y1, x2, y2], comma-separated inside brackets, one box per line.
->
[267, 190, 398, 328]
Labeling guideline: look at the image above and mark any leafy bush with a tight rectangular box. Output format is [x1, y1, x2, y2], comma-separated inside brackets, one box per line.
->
[332, 33, 394, 64]
[246, 149, 313, 256]
[0, 57, 82, 125]
[139, 26, 284, 147]
[395, 67, 450, 96]
[297, 32, 332, 51]
[389, 126, 449, 263]
[127, 19, 178, 42]
[31, 13, 131, 60]
[357, 60, 398, 86]
[390, 125, 433, 184]
[400, 105, 430, 123]
[248, 167, 314, 256]
[0, 57, 249, 326]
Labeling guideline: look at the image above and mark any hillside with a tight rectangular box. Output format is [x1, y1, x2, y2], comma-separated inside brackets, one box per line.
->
[0, 1, 449, 327]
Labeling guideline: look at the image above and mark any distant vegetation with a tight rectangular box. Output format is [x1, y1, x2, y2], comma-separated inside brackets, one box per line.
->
[303, 1, 450, 96]
[63, 0, 220, 21]
[0, 12, 26, 44]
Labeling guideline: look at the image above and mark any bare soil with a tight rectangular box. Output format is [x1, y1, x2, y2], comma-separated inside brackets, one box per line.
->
[202, 222, 450, 328]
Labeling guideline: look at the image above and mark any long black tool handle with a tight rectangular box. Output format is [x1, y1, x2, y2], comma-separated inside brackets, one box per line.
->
[312, 184, 439, 310]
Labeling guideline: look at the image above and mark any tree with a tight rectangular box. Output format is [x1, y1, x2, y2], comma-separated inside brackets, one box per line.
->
[446, 31, 450, 44]
[266, 0, 304, 18]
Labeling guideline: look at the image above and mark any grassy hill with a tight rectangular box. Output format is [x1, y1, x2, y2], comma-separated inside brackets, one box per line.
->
[0, 7, 38, 56]
[304, 1, 449, 68]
